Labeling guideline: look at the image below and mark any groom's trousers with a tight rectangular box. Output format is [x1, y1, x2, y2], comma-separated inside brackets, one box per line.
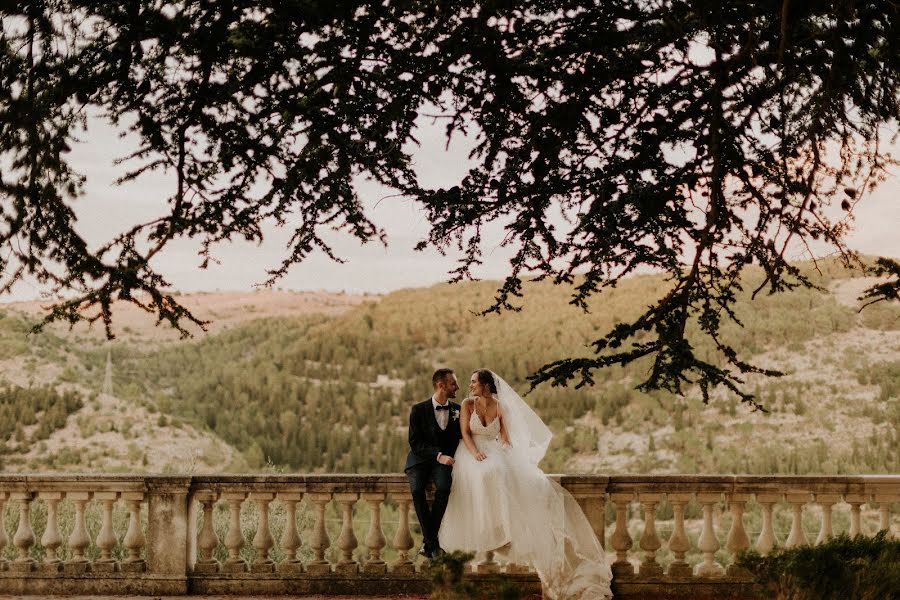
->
[406, 462, 452, 550]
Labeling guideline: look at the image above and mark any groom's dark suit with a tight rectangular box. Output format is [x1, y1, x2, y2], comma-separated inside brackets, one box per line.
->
[405, 397, 462, 555]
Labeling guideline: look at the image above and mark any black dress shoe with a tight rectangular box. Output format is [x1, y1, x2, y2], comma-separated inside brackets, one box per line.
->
[418, 545, 430, 558]
[429, 547, 445, 560]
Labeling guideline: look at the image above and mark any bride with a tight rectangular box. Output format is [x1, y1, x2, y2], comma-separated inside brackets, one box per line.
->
[438, 369, 613, 600]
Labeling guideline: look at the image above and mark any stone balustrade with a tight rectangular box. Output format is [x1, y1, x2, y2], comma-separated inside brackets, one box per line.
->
[0, 474, 896, 597]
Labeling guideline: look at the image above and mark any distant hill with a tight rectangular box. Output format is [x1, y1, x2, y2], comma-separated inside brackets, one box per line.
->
[0, 260, 897, 475]
[5, 289, 370, 341]
[0, 290, 366, 472]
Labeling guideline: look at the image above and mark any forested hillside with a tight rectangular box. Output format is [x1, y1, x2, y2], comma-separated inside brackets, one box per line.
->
[45, 257, 898, 475]
[0, 384, 83, 455]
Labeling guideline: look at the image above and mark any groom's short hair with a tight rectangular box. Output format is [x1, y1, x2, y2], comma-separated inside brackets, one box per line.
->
[432, 368, 454, 388]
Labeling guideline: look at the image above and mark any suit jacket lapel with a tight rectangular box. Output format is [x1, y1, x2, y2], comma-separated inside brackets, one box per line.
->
[423, 399, 440, 436]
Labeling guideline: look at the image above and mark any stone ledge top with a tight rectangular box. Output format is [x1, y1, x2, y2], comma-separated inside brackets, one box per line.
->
[0, 473, 896, 495]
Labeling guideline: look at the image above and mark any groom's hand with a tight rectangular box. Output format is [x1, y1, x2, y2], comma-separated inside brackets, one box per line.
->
[437, 454, 455, 466]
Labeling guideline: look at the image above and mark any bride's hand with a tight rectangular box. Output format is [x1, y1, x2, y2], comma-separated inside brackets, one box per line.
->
[474, 451, 487, 461]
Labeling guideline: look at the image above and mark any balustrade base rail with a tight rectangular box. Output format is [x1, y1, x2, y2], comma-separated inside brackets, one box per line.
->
[612, 579, 762, 600]
[0, 573, 187, 595]
[0, 474, 895, 598]
[0, 571, 767, 598]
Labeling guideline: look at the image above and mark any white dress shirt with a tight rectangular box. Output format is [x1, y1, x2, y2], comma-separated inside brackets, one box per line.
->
[432, 396, 449, 430]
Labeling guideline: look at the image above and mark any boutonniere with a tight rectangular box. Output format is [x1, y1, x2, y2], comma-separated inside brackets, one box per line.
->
[451, 409, 460, 421]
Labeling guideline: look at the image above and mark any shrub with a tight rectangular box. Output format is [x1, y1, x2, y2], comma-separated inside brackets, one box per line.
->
[428, 551, 523, 600]
[737, 532, 900, 600]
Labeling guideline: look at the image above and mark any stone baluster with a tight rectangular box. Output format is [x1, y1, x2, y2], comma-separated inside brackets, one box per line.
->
[874, 493, 894, 538]
[222, 492, 248, 573]
[476, 550, 499, 574]
[755, 494, 779, 555]
[277, 492, 303, 574]
[0, 493, 8, 571]
[39, 492, 63, 573]
[666, 493, 692, 578]
[362, 492, 387, 574]
[844, 494, 865, 538]
[121, 492, 146, 572]
[193, 491, 220, 574]
[390, 494, 415, 575]
[725, 494, 751, 576]
[694, 493, 724, 577]
[815, 494, 840, 545]
[10, 492, 35, 571]
[250, 492, 276, 573]
[334, 493, 359, 574]
[610, 492, 634, 577]
[638, 493, 663, 577]
[306, 493, 332, 576]
[65, 492, 91, 574]
[784, 493, 809, 548]
[94, 491, 119, 572]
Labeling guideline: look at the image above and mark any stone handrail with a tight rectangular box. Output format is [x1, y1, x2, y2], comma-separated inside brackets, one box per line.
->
[0, 474, 896, 597]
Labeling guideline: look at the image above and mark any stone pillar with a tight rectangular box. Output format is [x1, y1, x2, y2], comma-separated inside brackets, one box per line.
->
[250, 492, 276, 573]
[146, 477, 191, 589]
[121, 492, 147, 573]
[306, 493, 332, 576]
[39, 492, 63, 573]
[94, 491, 119, 572]
[666, 493, 692, 578]
[814, 494, 840, 545]
[277, 492, 304, 574]
[874, 493, 894, 538]
[755, 494, 779, 555]
[575, 494, 606, 549]
[222, 491, 248, 573]
[638, 493, 663, 577]
[477, 550, 499, 574]
[784, 493, 809, 548]
[10, 492, 35, 572]
[0, 492, 8, 571]
[610, 492, 634, 577]
[694, 493, 724, 577]
[725, 494, 751, 577]
[65, 491, 91, 574]
[362, 492, 387, 574]
[334, 493, 359, 574]
[193, 491, 220, 574]
[844, 493, 865, 538]
[390, 494, 415, 575]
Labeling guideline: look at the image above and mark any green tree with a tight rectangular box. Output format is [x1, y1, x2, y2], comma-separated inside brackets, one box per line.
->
[1, 1, 898, 404]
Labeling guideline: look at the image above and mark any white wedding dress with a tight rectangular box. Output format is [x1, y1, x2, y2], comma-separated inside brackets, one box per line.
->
[438, 374, 613, 600]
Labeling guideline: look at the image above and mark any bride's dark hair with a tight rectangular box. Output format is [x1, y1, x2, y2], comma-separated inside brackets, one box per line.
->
[473, 369, 498, 394]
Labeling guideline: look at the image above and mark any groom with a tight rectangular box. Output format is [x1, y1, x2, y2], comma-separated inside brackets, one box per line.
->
[404, 368, 462, 560]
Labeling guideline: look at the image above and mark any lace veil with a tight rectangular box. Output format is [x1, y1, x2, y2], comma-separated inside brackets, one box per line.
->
[490, 371, 552, 465]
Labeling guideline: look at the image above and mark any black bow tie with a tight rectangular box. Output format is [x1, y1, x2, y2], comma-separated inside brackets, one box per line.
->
[435, 405, 450, 411]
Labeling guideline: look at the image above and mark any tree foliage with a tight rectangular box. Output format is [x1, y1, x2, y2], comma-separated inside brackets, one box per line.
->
[1, 1, 899, 404]
[0, 383, 83, 451]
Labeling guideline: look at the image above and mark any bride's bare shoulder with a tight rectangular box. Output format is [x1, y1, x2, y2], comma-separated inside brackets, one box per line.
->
[494, 397, 505, 415]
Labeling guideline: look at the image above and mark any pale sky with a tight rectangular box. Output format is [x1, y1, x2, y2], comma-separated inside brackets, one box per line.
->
[5, 110, 900, 302]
